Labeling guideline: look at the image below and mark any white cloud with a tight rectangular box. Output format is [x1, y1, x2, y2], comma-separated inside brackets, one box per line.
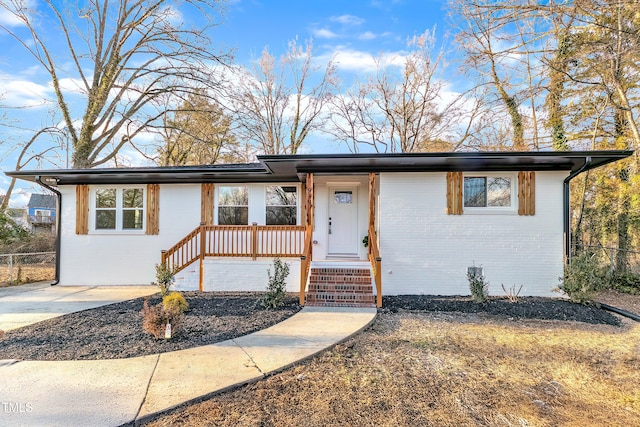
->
[358, 31, 377, 40]
[0, 9, 24, 27]
[311, 28, 339, 39]
[0, 76, 52, 108]
[56, 78, 87, 95]
[330, 14, 364, 26]
[316, 47, 406, 73]
[0, 0, 37, 28]
[160, 5, 184, 26]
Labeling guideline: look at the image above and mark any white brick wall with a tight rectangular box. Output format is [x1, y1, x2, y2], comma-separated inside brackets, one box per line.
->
[59, 184, 201, 286]
[378, 171, 567, 297]
[174, 258, 301, 292]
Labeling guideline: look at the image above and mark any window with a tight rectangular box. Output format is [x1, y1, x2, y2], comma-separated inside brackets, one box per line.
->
[266, 186, 297, 225]
[218, 186, 248, 225]
[334, 190, 353, 204]
[94, 187, 144, 231]
[464, 176, 512, 208]
[34, 209, 51, 217]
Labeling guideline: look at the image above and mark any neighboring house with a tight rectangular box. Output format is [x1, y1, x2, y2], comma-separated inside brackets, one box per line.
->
[6, 207, 29, 230]
[26, 194, 57, 233]
[6, 151, 633, 306]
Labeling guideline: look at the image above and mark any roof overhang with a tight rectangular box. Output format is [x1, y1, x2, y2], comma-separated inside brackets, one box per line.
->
[6, 150, 634, 186]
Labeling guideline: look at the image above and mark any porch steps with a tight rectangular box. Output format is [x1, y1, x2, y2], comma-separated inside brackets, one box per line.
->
[305, 263, 376, 308]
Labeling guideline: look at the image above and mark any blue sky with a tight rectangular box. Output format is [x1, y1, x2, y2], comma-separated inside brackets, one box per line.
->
[0, 0, 450, 207]
[219, 0, 448, 63]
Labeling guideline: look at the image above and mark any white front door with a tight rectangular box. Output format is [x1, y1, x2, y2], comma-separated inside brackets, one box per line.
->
[328, 186, 359, 255]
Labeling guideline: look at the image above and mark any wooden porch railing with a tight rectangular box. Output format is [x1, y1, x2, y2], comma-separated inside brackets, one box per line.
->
[162, 223, 307, 276]
[299, 224, 313, 305]
[368, 224, 382, 307]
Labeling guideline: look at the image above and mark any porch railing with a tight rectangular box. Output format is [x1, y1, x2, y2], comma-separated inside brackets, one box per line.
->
[368, 224, 382, 307]
[162, 223, 306, 275]
[299, 224, 313, 304]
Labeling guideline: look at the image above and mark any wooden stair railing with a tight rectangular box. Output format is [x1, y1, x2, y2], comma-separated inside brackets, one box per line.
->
[368, 224, 382, 307]
[299, 224, 313, 305]
[162, 224, 308, 288]
[161, 225, 202, 274]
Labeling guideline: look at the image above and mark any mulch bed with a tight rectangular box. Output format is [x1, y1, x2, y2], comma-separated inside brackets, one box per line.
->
[382, 295, 621, 325]
[0, 293, 624, 362]
[0, 292, 301, 361]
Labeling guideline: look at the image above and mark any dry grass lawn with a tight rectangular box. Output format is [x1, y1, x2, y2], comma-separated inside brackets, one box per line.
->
[146, 312, 640, 427]
[0, 265, 54, 287]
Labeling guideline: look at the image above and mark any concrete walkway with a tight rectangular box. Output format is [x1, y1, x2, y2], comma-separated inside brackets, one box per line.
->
[0, 283, 158, 331]
[0, 285, 377, 426]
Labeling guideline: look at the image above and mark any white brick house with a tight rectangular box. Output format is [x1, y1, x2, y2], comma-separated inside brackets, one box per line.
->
[7, 151, 632, 306]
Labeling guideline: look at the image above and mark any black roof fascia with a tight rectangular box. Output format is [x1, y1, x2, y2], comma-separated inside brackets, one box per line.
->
[5, 150, 634, 186]
[261, 151, 634, 175]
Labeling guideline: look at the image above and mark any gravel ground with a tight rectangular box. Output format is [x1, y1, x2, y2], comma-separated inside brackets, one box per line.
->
[0, 292, 628, 362]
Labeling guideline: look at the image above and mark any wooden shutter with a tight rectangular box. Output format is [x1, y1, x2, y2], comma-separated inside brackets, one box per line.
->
[146, 184, 160, 235]
[75, 185, 89, 235]
[201, 183, 215, 225]
[446, 172, 463, 215]
[518, 171, 535, 216]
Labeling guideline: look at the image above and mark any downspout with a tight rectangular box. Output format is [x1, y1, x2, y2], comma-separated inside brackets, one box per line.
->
[563, 157, 591, 265]
[35, 176, 61, 286]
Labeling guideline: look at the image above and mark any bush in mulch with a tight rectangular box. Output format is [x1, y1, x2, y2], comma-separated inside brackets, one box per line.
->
[0, 292, 301, 361]
[382, 295, 621, 326]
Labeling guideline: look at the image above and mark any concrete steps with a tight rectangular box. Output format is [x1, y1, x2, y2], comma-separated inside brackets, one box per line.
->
[305, 264, 376, 308]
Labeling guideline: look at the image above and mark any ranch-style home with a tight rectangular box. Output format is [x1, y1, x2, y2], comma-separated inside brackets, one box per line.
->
[6, 151, 633, 307]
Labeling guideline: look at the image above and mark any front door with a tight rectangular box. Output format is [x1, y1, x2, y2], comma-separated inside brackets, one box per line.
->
[328, 186, 359, 255]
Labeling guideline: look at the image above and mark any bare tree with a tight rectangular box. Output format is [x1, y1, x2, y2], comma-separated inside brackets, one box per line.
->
[327, 29, 486, 153]
[157, 90, 242, 166]
[223, 38, 336, 155]
[0, 0, 229, 168]
[1, 126, 65, 211]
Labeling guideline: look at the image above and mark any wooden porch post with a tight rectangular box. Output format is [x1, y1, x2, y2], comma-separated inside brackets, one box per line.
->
[369, 172, 382, 307]
[199, 222, 205, 292]
[251, 222, 258, 260]
[300, 173, 314, 305]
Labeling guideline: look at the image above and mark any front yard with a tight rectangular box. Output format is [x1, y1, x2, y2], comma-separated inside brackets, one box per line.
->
[145, 300, 640, 426]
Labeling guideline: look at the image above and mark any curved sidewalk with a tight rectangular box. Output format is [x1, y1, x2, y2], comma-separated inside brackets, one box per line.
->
[0, 305, 377, 427]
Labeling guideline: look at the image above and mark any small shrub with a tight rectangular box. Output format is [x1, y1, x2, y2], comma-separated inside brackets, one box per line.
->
[262, 258, 290, 309]
[163, 291, 189, 313]
[501, 284, 523, 303]
[152, 263, 175, 297]
[557, 254, 603, 304]
[467, 266, 489, 304]
[607, 272, 640, 295]
[141, 299, 183, 339]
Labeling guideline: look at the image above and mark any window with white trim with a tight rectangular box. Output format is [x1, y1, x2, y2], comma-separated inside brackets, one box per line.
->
[93, 187, 145, 231]
[266, 186, 297, 225]
[463, 175, 514, 210]
[218, 186, 248, 225]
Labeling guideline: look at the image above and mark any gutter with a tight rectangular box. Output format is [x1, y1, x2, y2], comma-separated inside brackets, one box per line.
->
[563, 157, 591, 265]
[35, 176, 60, 286]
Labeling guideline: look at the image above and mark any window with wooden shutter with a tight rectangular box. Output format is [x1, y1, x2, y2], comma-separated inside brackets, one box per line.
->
[201, 183, 215, 225]
[446, 172, 463, 215]
[146, 184, 160, 235]
[518, 171, 535, 216]
[76, 185, 89, 234]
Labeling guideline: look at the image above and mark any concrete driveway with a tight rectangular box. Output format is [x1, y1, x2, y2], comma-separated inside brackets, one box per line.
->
[0, 283, 158, 331]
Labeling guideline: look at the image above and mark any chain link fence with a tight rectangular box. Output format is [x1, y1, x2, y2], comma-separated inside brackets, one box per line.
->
[0, 252, 56, 286]
[572, 245, 640, 276]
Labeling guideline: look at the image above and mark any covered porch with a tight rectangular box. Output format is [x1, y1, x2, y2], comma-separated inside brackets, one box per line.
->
[161, 172, 382, 307]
